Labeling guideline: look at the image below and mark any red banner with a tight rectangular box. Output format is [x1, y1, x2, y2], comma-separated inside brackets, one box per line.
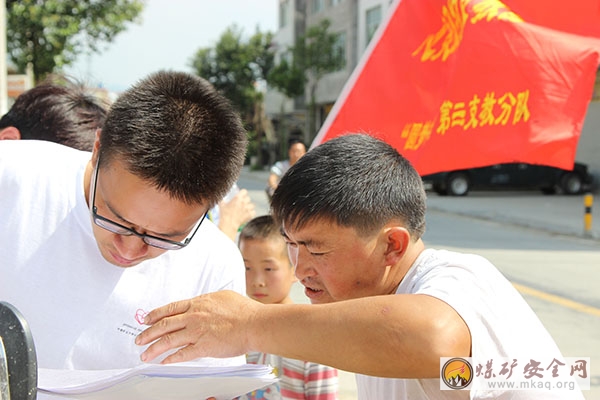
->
[503, 0, 600, 38]
[312, 0, 600, 176]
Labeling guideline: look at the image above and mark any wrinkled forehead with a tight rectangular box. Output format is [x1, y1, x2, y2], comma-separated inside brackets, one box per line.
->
[280, 212, 382, 241]
[280, 212, 321, 232]
[280, 214, 344, 238]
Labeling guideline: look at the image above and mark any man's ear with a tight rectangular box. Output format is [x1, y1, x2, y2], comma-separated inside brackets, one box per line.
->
[0, 127, 21, 140]
[383, 226, 411, 265]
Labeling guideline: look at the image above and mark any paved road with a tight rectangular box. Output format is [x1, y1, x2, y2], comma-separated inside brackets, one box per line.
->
[426, 191, 600, 241]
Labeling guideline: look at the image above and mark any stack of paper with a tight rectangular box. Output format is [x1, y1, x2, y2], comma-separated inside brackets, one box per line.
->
[38, 362, 278, 400]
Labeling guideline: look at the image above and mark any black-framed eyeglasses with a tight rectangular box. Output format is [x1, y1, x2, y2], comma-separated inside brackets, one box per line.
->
[90, 158, 207, 250]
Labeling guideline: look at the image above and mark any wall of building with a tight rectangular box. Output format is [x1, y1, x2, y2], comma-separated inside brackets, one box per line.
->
[265, 0, 299, 116]
[579, 101, 600, 190]
[305, 0, 357, 106]
[357, 0, 393, 53]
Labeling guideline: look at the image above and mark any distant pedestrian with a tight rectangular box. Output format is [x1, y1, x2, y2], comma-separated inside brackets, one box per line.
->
[266, 137, 306, 200]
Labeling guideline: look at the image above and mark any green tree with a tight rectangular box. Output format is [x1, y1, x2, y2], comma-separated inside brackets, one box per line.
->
[190, 25, 274, 166]
[267, 19, 345, 141]
[268, 57, 305, 100]
[190, 25, 274, 122]
[6, 0, 144, 82]
[266, 57, 304, 158]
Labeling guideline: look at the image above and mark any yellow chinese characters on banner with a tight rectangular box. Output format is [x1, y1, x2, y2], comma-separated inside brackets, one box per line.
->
[413, 0, 522, 63]
[401, 89, 530, 150]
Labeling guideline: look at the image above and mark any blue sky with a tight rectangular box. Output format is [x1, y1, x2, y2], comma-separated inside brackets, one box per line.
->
[66, 0, 278, 92]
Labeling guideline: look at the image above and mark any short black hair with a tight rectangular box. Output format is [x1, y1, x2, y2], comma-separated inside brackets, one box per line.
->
[287, 137, 305, 150]
[239, 215, 281, 242]
[99, 70, 248, 207]
[239, 215, 288, 257]
[271, 133, 427, 239]
[0, 75, 108, 151]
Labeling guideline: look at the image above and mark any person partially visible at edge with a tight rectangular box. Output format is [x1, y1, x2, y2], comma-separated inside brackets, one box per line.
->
[237, 215, 338, 400]
[0, 71, 249, 375]
[265, 137, 306, 199]
[0, 74, 108, 151]
[136, 133, 583, 400]
[208, 183, 256, 242]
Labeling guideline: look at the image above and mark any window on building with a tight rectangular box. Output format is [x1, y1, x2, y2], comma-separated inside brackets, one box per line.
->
[366, 5, 382, 45]
[334, 31, 346, 70]
[312, 0, 325, 14]
[279, 0, 288, 28]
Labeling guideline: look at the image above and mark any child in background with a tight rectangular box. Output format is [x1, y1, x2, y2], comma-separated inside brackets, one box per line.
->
[238, 215, 339, 400]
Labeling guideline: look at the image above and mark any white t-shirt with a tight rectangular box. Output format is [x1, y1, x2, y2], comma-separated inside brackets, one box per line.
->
[356, 248, 584, 400]
[269, 160, 290, 180]
[0, 140, 246, 370]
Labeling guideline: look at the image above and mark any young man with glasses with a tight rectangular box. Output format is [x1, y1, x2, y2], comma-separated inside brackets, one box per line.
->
[0, 71, 248, 371]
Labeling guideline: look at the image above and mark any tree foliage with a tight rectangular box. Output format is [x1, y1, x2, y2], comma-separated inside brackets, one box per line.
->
[190, 25, 275, 166]
[268, 57, 305, 100]
[267, 19, 345, 139]
[295, 19, 346, 87]
[7, 0, 144, 82]
[190, 25, 274, 122]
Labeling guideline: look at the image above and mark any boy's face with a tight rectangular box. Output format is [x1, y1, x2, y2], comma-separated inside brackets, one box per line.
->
[240, 237, 296, 304]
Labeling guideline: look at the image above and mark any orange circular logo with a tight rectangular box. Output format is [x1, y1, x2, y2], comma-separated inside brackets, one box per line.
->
[441, 358, 473, 389]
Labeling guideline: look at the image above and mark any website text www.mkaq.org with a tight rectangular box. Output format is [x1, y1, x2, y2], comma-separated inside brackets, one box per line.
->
[484, 379, 577, 391]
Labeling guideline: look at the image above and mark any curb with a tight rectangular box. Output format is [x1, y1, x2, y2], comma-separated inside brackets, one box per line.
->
[426, 205, 600, 243]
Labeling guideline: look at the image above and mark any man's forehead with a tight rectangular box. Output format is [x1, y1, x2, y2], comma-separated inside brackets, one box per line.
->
[280, 217, 338, 242]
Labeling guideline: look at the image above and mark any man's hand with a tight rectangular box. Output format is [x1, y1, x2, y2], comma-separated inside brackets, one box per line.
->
[135, 291, 260, 364]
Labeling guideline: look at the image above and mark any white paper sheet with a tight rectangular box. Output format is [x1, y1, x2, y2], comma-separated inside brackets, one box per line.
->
[38, 362, 277, 400]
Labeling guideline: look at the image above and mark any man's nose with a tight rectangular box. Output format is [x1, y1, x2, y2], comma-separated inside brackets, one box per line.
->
[114, 234, 149, 259]
[290, 247, 314, 281]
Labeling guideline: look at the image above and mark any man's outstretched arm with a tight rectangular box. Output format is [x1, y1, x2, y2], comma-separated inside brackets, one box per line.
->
[136, 290, 470, 378]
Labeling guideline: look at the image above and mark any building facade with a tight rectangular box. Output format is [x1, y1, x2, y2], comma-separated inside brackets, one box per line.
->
[265, 0, 394, 145]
